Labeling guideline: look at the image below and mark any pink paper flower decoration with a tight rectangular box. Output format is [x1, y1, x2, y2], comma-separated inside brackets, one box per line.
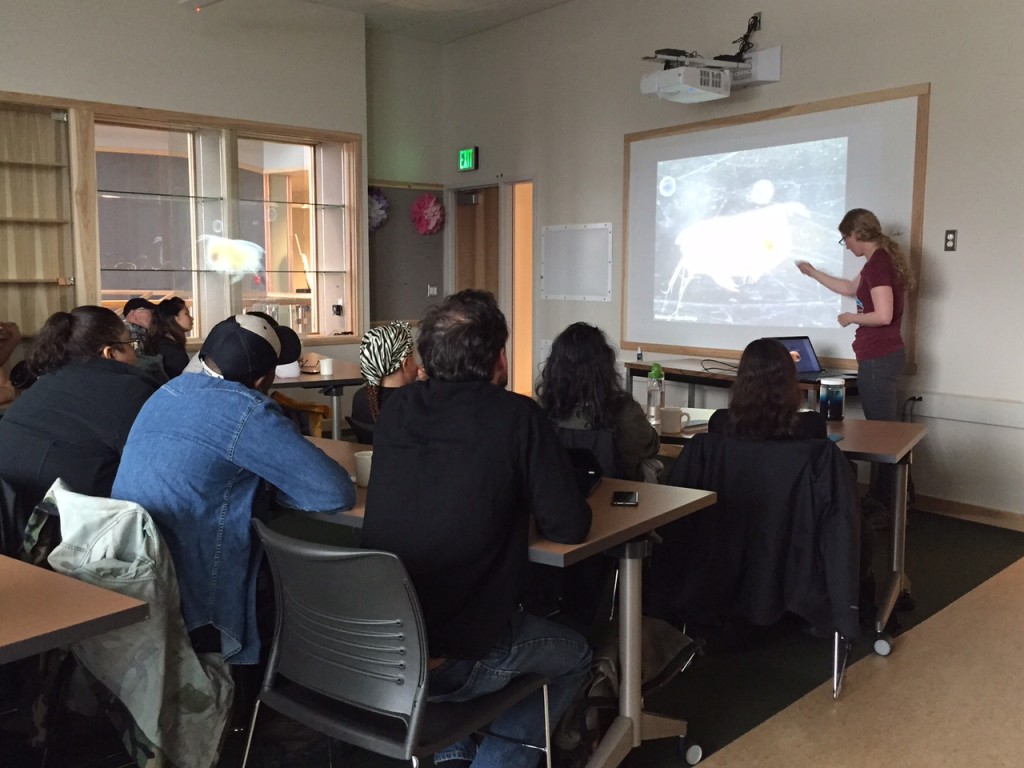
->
[410, 192, 445, 235]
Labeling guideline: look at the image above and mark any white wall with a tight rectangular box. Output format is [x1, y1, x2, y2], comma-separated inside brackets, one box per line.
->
[366, 30, 444, 183]
[438, 0, 1024, 515]
[0, 0, 366, 133]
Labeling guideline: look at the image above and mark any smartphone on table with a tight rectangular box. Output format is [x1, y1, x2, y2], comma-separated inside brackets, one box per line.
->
[611, 490, 639, 506]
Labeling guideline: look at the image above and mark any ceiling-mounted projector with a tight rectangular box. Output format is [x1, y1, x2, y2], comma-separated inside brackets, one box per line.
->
[641, 14, 780, 104]
[640, 46, 781, 104]
[641, 65, 732, 103]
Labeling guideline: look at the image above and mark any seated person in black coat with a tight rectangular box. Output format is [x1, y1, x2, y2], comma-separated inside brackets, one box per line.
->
[708, 337, 827, 439]
[350, 321, 418, 425]
[0, 306, 157, 506]
[144, 296, 193, 379]
[667, 337, 872, 635]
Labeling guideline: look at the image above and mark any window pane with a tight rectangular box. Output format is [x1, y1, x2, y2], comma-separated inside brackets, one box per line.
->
[237, 138, 318, 334]
[96, 125, 195, 331]
[94, 124, 356, 341]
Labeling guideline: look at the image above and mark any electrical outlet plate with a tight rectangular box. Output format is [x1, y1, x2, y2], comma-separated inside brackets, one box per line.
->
[944, 229, 957, 251]
[751, 11, 762, 30]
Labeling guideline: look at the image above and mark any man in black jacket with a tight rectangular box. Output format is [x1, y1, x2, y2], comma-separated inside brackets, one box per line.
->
[362, 290, 592, 768]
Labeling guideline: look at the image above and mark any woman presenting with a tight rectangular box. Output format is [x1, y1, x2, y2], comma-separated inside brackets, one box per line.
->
[796, 208, 914, 423]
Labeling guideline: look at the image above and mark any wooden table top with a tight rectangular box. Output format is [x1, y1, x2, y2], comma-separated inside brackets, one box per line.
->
[625, 357, 740, 385]
[826, 418, 927, 464]
[304, 436, 716, 568]
[657, 416, 927, 465]
[272, 361, 363, 389]
[0, 555, 149, 664]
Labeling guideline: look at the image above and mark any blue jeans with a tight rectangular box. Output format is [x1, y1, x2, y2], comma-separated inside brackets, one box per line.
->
[428, 610, 592, 768]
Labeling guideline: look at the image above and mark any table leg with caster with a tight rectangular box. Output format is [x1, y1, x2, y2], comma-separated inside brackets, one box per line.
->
[875, 457, 912, 654]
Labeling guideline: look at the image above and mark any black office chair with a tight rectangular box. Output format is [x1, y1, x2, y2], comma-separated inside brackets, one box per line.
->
[345, 415, 375, 445]
[245, 520, 552, 767]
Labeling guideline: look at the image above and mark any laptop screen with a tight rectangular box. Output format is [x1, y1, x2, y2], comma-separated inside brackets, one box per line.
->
[765, 336, 823, 375]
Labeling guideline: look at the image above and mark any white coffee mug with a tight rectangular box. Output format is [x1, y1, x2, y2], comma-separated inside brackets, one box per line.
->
[660, 407, 690, 434]
[354, 450, 373, 487]
[319, 357, 334, 376]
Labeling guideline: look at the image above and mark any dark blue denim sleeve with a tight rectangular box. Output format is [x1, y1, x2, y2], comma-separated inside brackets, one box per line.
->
[233, 398, 356, 513]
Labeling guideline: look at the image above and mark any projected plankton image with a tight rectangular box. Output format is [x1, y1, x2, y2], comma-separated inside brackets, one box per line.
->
[655, 138, 847, 326]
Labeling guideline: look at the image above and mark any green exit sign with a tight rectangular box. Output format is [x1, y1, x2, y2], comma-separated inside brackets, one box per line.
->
[458, 146, 479, 172]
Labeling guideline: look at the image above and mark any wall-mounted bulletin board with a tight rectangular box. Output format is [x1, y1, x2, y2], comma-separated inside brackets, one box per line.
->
[368, 183, 444, 324]
[541, 222, 613, 301]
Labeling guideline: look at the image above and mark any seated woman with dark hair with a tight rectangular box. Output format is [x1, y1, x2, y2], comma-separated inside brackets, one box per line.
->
[351, 321, 418, 424]
[706, 338, 875, 631]
[537, 321, 659, 481]
[145, 297, 193, 379]
[0, 306, 158, 506]
[709, 337, 826, 439]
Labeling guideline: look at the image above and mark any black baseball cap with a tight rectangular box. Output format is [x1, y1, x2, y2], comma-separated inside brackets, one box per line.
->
[199, 314, 302, 383]
[123, 297, 157, 316]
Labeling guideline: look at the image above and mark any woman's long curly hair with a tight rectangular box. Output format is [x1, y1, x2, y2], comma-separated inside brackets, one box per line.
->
[727, 338, 805, 438]
[536, 322, 629, 428]
[839, 208, 915, 291]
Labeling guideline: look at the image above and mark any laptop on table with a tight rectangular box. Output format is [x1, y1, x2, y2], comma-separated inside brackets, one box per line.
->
[765, 336, 854, 382]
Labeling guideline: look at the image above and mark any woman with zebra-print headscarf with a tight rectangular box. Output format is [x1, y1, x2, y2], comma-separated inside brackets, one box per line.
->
[350, 321, 418, 424]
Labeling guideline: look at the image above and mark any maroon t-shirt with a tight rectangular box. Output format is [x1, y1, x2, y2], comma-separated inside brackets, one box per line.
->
[852, 248, 904, 361]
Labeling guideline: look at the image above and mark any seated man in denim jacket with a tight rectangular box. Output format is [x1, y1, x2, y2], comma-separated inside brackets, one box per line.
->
[112, 314, 356, 665]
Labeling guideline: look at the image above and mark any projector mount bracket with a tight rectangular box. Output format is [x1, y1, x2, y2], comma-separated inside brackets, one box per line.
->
[642, 13, 762, 71]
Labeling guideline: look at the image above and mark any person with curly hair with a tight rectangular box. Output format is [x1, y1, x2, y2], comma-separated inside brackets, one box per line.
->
[350, 321, 418, 423]
[708, 338, 826, 439]
[536, 322, 659, 481]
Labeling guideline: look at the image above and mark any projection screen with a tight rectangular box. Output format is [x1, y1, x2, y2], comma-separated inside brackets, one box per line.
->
[623, 86, 928, 366]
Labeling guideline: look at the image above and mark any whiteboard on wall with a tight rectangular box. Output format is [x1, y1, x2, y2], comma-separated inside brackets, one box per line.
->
[541, 223, 613, 301]
[623, 85, 929, 367]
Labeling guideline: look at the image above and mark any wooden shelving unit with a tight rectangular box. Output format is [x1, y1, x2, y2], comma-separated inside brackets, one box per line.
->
[0, 106, 76, 334]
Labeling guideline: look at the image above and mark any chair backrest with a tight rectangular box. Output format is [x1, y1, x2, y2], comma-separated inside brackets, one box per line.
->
[252, 520, 427, 742]
[346, 416, 375, 445]
[652, 432, 860, 638]
[556, 426, 623, 479]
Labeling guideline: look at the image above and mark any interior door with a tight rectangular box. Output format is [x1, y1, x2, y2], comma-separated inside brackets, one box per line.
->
[454, 186, 499, 295]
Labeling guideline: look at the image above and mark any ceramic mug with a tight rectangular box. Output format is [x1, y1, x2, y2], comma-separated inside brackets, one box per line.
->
[660, 407, 690, 434]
